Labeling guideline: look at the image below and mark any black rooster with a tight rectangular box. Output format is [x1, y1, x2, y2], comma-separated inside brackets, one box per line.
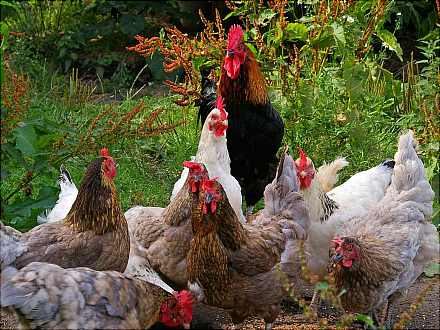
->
[197, 25, 284, 213]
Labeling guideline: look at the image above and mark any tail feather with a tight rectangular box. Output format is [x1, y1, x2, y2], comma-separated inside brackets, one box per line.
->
[0, 222, 26, 270]
[260, 149, 310, 239]
[390, 130, 434, 218]
[196, 66, 217, 126]
[37, 164, 78, 224]
[58, 164, 75, 190]
[125, 240, 175, 294]
[316, 157, 349, 192]
[262, 148, 299, 217]
[392, 131, 427, 192]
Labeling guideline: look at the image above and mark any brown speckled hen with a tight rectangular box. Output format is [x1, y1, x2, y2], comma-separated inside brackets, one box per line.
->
[186, 151, 310, 330]
[0, 148, 129, 273]
[329, 131, 439, 325]
[125, 161, 209, 288]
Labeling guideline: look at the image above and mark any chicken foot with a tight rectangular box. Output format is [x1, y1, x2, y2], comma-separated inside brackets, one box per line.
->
[372, 299, 389, 327]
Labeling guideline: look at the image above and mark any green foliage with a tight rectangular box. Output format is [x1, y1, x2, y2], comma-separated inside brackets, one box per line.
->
[423, 262, 440, 278]
[2, 1, 190, 91]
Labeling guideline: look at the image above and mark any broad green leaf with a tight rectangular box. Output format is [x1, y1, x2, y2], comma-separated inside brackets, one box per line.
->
[331, 22, 345, 45]
[310, 27, 334, 48]
[257, 9, 277, 26]
[424, 262, 440, 277]
[343, 61, 367, 100]
[0, 0, 20, 11]
[284, 23, 308, 42]
[14, 124, 37, 156]
[2, 142, 27, 166]
[224, 8, 246, 21]
[4, 186, 58, 218]
[192, 56, 208, 71]
[376, 29, 403, 61]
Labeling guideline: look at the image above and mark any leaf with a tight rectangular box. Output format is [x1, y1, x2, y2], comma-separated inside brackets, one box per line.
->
[224, 8, 246, 21]
[375, 29, 403, 61]
[0, 0, 20, 11]
[120, 15, 145, 36]
[310, 27, 334, 48]
[192, 56, 208, 71]
[257, 9, 277, 26]
[245, 42, 258, 57]
[424, 262, 440, 277]
[284, 23, 308, 42]
[343, 61, 367, 100]
[331, 22, 345, 45]
[14, 124, 37, 156]
[2, 142, 27, 166]
[314, 281, 329, 291]
[4, 186, 58, 218]
[355, 314, 375, 328]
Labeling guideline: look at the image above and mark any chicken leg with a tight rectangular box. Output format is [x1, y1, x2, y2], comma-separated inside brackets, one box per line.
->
[309, 291, 321, 314]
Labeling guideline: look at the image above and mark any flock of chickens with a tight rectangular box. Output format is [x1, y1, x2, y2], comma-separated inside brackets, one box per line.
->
[1, 25, 438, 330]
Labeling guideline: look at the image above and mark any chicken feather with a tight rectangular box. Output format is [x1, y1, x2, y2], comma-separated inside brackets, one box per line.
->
[330, 131, 438, 320]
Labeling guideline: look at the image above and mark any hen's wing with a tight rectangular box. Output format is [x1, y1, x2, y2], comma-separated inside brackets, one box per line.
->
[1, 262, 166, 329]
[0, 222, 26, 270]
[328, 159, 395, 211]
[229, 222, 285, 276]
[13, 222, 128, 272]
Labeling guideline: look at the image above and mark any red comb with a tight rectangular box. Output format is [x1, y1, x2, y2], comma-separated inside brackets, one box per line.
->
[331, 237, 343, 246]
[227, 25, 244, 50]
[100, 148, 110, 157]
[298, 147, 308, 168]
[216, 96, 228, 120]
[183, 161, 202, 170]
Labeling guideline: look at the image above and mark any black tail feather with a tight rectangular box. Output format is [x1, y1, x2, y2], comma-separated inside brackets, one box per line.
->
[381, 159, 395, 169]
[196, 66, 217, 126]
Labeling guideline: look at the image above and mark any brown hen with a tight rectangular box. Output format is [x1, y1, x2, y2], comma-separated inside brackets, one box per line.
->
[186, 151, 310, 329]
[0, 148, 129, 273]
[126, 161, 209, 288]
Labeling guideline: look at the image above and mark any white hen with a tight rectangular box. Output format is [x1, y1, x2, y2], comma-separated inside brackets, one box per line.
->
[37, 165, 78, 224]
[296, 148, 395, 225]
[171, 96, 245, 222]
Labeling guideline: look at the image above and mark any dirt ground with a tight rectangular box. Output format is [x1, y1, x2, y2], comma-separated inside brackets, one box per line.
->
[188, 275, 439, 330]
[1, 276, 438, 329]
